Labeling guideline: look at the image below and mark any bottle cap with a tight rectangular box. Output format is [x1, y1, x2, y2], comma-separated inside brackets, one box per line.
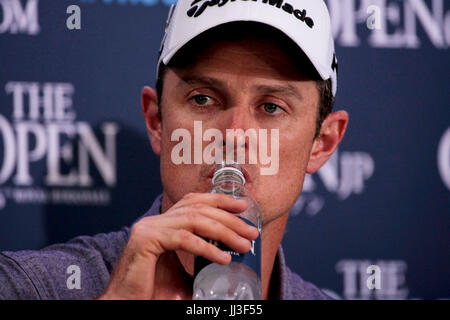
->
[212, 162, 246, 185]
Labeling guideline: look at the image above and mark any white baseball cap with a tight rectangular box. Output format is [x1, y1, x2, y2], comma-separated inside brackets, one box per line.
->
[157, 0, 338, 96]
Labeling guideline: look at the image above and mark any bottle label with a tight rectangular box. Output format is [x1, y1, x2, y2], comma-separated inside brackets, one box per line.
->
[194, 217, 261, 278]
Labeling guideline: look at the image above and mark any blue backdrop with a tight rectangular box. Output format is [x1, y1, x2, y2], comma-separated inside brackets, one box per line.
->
[0, 0, 449, 300]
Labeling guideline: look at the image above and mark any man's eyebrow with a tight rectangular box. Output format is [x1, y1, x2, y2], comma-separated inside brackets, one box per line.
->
[254, 84, 303, 101]
[176, 76, 303, 100]
[176, 76, 226, 90]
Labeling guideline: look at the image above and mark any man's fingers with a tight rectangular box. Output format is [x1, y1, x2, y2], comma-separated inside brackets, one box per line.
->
[178, 192, 249, 213]
[192, 205, 259, 241]
[164, 229, 231, 265]
[152, 196, 259, 242]
[188, 214, 253, 254]
[139, 213, 253, 255]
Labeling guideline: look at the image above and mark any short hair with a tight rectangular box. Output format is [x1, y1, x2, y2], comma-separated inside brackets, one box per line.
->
[155, 22, 334, 139]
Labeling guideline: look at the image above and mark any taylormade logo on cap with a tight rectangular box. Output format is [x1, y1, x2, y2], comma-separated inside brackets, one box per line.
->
[187, 0, 314, 29]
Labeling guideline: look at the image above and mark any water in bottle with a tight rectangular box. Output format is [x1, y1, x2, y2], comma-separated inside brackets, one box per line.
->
[192, 163, 262, 300]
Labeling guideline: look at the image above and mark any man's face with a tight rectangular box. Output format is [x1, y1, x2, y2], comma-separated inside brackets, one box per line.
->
[156, 36, 320, 226]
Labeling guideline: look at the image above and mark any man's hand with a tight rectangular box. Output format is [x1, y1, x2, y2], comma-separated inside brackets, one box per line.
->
[98, 193, 259, 300]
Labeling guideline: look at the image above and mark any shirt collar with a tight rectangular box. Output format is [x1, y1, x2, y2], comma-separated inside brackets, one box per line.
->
[276, 245, 290, 300]
[144, 193, 163, 217]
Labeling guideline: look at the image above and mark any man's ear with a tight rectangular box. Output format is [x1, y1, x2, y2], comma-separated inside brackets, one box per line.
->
[306, 110, 349, 173]
[141, 86, 162, 156]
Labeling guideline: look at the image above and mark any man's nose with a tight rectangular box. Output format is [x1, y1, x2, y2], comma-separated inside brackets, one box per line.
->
[218, 99, 259, 131]
[219, 104, 256, 157]
[224, 103, 253, 131]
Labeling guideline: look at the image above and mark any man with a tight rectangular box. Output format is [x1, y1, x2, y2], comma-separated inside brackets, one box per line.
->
[0, 0, 348, 300]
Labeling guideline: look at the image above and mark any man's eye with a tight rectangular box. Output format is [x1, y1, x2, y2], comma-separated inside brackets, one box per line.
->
[191, 95, 211, 106]
[262, 103, 283, 114]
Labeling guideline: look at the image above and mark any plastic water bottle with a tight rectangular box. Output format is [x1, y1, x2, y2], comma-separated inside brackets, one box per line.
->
[192, 163, 262, 300]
